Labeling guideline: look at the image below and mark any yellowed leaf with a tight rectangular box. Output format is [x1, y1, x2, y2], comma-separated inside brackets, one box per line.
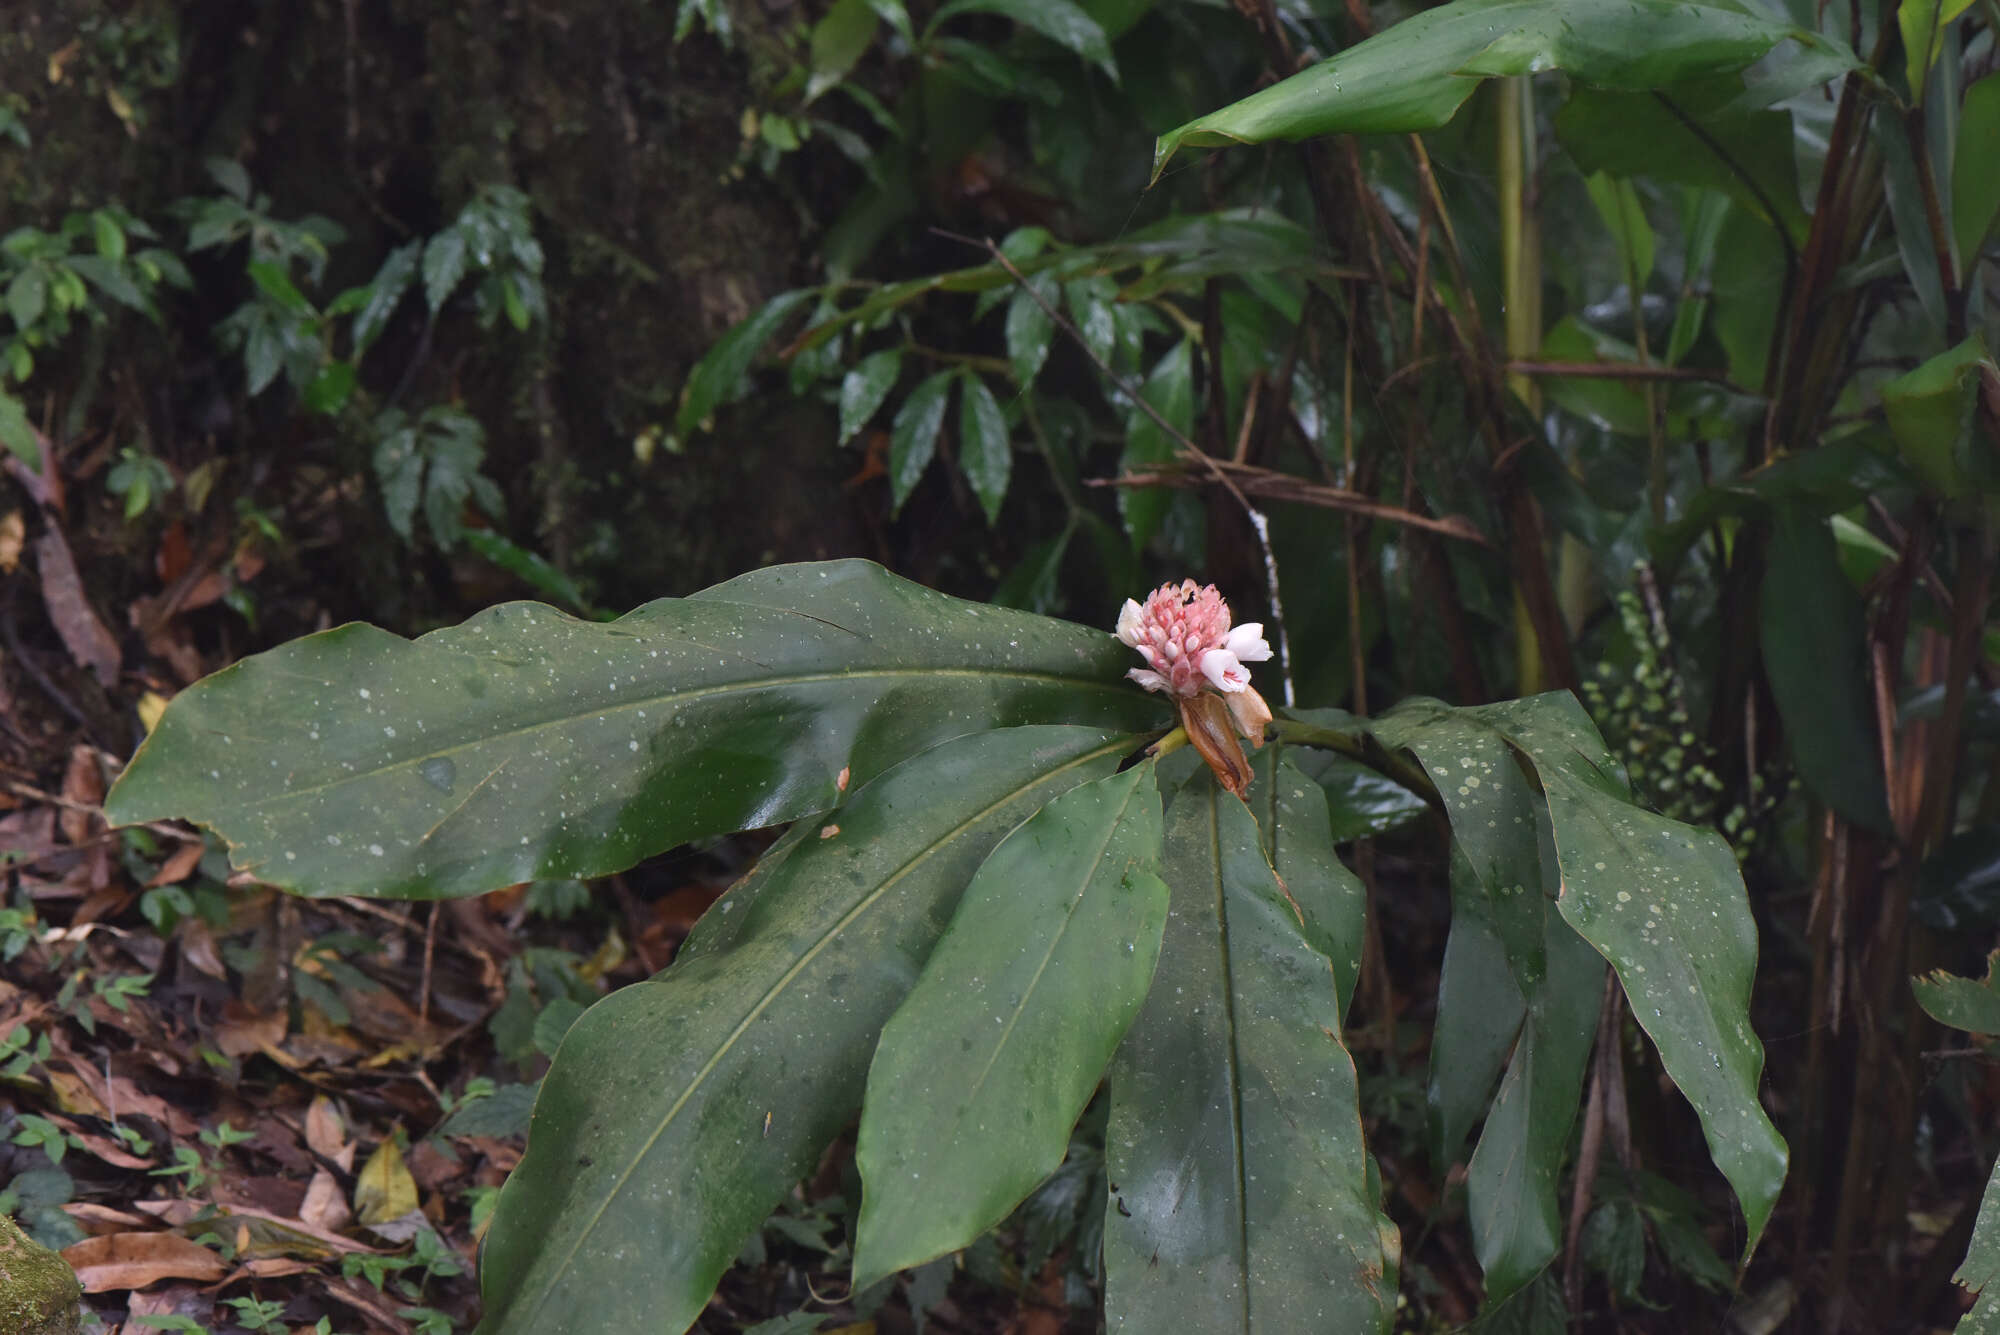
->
[136, 691, 170, 735]
[353, 1137, 418, 1226]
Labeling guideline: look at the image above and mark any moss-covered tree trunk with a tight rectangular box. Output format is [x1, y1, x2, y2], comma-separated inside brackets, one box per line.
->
[0, 1214, 82, 1335]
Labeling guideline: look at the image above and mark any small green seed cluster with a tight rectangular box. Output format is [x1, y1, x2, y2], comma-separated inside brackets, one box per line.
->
[1581, 590, 1785, 860]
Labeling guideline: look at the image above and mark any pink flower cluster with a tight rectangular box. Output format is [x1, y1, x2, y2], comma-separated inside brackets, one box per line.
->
[1115, 581, 1272, 699]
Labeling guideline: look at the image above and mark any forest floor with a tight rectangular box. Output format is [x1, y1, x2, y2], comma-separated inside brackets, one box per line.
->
[0, 440, 1122, 1335]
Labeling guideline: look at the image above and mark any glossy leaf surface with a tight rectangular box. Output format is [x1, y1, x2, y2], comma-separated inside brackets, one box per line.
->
[475, 725, 1136, 1335]
[106, 561, 1167, 900]
[1954, 1168, 2000, 1333]
[1104, 770, 1396, 1333]
[1248, 747, 1366, 1017]
[853, 761, 1166, 1286]
[1914, 949, 2000, 1037]
[1373, 694, 1787, 1254]
[1372, 710, 1598, 1302]
[1152, 0, 1849, 175]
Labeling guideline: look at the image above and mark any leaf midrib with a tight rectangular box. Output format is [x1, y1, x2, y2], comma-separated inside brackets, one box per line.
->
[147, 665, 1148, 816]
[510, 735, 1131, 1331]
[936, 772, 1144, 1162]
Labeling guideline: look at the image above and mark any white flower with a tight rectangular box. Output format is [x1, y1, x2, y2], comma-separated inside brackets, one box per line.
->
[1115, 598, 1146, 648]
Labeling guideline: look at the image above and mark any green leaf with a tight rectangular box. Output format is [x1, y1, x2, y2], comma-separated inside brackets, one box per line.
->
[67, 254, 148, 313]
[1117, 340, 1192, 551]
[1065, 275, 1118, 367]
[956, 372, 1011, 524]
[1380, 693, 1787, 1257]
[6, 266, 46, 331]
[1913, 949, 2000, 1036]
[104, 560, 1168, 901]
[0, 386, 38, 469]
[475, 725, 1137, 1335]
[808, 0, 880, 101]
[675, 290, 814, 438]
[839, 349, 901, 446]
[852, 761, 1166, 1287]
[244, 316, 284, 396]
[1103, 770, 1397, 1334]
[1955, 75, 2000, 263]
[1368, 708, 1599, 1301]
[1899, 0, 1977, 105]
[206, 156, 252, 202]
[890, 368, 954, 512]
[461, 530, 607, 619]
[1152, 0, 1849, 177]
[1584, 173, 1655, 289]
[249, 260, 315, 316]
[1248, 746, 1366, 1019]
[1949, 1156, 2000, 1332]
[1880, 333, 1997, 499]
[864, 0, 915, 44]
[92, 210, 126, 262]
[303, 361, 357, 416]
[423, 229, 470, 312]
[1005, 274, 1058, 388]
[354, 242, 421, 357]
[1557, 87, 1806, 239]
[930, 0, 1118, 81]
[1759, 503, 1893, 831]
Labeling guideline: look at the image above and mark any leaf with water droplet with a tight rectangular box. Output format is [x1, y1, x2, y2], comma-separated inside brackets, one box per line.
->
[104, 560, 1168, 901]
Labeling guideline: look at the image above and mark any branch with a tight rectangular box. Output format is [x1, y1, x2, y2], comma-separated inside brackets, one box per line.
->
[1092, 459, 1491, 546]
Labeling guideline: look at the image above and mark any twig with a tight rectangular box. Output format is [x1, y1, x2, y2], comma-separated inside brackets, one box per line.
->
[1503, 359, 1736, 385]
[1094, 461, 1490, 545]
[418, 902, 439, 1028]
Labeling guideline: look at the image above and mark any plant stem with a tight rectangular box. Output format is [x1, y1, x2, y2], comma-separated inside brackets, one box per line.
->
[1269, 716, 1443, 813]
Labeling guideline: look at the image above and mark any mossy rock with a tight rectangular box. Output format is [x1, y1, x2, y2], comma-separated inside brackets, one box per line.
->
[0, 1214, 82, 1335]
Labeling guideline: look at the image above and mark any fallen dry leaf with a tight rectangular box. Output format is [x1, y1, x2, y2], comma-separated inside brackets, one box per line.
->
[300, 1168, 353, 1234]
[58, 743, 104, 847]
[146, 839, 206, 888]
[304, 1094, 350, 1164]
[34, 522, 120, 687]
[175, 918, 227, 979]
[64, 1231, 228, 1292]
[0, 507, 22, 571]
[213, 1000, 287, 1058]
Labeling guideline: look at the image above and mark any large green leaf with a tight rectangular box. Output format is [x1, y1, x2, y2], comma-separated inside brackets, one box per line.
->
[1249, 746, 1367, 1018]
[1103, 770, 1397, 1333]
[1759, 503, 1893, 832]
[1369, 710, 1599, 1303]
[1881, 334, 1999, 500]
[105, 561, 1168, 900]
[1377, 694, 1787, 1255]
[1955, 75, 2000, 264]
[474, 725, 1137, 1335]
[1914, 948, 2000, 1037]
[1922, 959, 2000, 1332]
[1950, 1163, 2000, 1334]
[852, 761, 1166, 1287]
[1152, 0, 1850, 176]
[1556, 86, 1806, 239]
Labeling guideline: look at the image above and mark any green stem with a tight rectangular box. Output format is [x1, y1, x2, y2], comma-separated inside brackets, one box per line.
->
[1497, 75, 1549, 692]
[1269, 717, 1443, 813]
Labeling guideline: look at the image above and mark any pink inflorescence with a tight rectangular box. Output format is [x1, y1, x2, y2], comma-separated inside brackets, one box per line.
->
[1115, 580, 1272, 700]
